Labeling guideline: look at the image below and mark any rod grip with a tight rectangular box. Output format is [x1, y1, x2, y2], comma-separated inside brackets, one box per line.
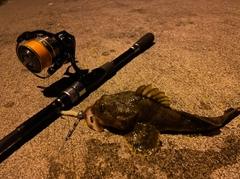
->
[134, 33, 154, 51]
[0, 129, 21, 154]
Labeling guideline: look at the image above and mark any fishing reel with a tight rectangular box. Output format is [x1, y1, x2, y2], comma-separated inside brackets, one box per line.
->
[16, 30, 83, 78]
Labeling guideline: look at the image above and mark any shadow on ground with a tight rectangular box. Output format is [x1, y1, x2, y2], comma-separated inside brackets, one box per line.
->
[47, 135, 239, 179]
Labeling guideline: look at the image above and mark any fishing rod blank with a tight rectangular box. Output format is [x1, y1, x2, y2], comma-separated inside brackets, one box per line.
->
[0, 32, 154, 158]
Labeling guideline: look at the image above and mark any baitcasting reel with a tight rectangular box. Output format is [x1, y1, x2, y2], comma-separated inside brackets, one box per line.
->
[16, 30, 83, 78]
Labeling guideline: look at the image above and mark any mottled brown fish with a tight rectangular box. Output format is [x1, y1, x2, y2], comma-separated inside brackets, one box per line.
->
[84, 85, 240, 155]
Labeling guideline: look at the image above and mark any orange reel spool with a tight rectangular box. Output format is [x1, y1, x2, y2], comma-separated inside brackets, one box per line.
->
[18, 39, 53, 73]
[16, 30, 76, 78]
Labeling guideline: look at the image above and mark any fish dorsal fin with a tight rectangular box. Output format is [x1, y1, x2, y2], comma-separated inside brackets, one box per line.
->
[136, 85, 171, 107]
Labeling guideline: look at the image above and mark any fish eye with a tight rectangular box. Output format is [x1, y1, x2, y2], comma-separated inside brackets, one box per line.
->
[90, 116, 94, 123]
[99, 105, 105, 112]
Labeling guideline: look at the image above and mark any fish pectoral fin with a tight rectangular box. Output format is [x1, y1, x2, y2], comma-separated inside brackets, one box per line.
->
[123, 123, 162, 156]
[136, 85, 171, 107]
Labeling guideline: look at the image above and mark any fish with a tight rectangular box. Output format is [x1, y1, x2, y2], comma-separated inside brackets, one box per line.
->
[84, 85, 240, 156]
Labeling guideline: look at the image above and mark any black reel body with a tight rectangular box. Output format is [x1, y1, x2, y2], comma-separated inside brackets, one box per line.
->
[16, 30, 76, 78]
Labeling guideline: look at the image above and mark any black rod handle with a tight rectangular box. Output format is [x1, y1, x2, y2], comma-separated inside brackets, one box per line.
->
[0, 102, 60, 155]
[113, 33, 155, 70]
[0, 130, 22, 154]
[134, 33, 154, 51]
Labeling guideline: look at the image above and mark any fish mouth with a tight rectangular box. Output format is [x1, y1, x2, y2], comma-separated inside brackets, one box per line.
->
[84, 107, 104, 132]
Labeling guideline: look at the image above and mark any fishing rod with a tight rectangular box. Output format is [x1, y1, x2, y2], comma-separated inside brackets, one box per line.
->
[0, 31, 154, 161]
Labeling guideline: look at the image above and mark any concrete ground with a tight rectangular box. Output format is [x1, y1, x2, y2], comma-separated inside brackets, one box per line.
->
[0, 0, 239, 178]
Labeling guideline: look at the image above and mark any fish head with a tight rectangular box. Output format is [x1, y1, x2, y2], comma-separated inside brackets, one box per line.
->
[84, 107, 105, 132]
[84, 93, 139, 132]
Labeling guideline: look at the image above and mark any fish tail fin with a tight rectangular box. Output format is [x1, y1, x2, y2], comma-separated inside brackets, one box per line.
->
[195, 107, 240, 127]
[220, 107, 240, 126]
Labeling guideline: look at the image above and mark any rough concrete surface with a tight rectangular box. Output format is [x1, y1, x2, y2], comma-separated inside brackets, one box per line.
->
[0, 0, 239, 178]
